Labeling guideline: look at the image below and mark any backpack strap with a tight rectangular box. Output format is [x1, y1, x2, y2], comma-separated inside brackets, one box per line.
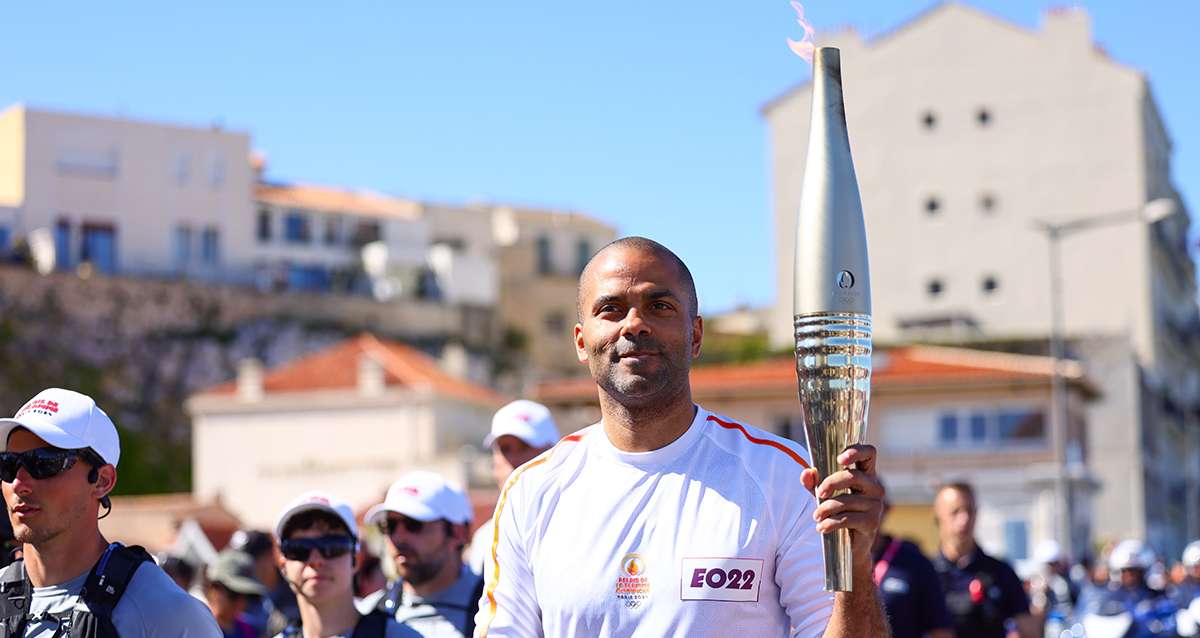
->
[0, 560, 31, 637]
[68, 543, 151, 638]
[351, 610, 391, 638]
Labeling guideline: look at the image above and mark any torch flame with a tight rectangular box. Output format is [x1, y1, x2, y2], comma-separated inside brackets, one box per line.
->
[787, 1, 816, 62]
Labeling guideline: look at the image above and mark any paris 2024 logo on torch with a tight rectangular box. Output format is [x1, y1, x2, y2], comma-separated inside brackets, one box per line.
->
[615, 553, 650, 609]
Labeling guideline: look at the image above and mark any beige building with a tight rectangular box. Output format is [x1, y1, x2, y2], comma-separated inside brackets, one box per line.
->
[763, 3, 1199, 557]
[187, 333, 506, 530]
[537, 346, 1098, 559]
[492, 206, 617, 380]
[0, 104, 256, 281]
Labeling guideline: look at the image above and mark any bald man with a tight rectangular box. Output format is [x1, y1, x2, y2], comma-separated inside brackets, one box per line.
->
[475, 237, 889, 637]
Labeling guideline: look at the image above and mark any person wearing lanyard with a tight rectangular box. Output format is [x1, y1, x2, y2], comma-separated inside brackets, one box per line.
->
[932, 482, 1036, 638]
[871, 499, 953, 638]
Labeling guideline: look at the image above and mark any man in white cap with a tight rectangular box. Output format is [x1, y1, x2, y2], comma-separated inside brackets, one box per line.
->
[0, 387, 220, 636]
[467, 400, 558, 573]
[1027, 539, 1078, 636]
[367, 472, 482, 638]
[273, 491, 418, 638]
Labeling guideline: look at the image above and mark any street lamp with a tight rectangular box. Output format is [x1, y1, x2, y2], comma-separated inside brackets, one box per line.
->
[1031, 197, 1176, 561]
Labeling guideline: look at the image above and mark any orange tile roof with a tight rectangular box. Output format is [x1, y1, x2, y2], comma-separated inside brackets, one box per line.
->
[536, 345, 1098, 403]
[199, 334, 506, 408]
[256, 182, 421, 220]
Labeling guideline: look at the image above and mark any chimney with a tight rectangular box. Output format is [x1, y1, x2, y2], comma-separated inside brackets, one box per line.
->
[358, 354, 386, 396]
[439, 342, 470, 381]
[1042, 6, 1092, 53]
[237, 358, 263, 402]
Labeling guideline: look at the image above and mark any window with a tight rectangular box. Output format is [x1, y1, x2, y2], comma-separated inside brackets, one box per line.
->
[209, 156, 225, 190]
[921, 111, 937, 130]
[201, 228, 220, 265]
[287, 265, 331, 292]
[324, 216, 342, 245]
[81, 224, 117, 274]
[997, 409, 1045, 443]
[969, 413, 988, 443]
[575, 238, 592, 275]
[351, 221, 382, 247]
[536, 235, 553, 275]
[980, 193, 997, 214]
[174, 225, 192, 268]
[938, 414, 958, 445]
[56, 148, 119, 179]
[256, 208, 272, 242]
[175, 153, 191, 186]
[544, 311, 567, 335]
[925, 197, 941, 216]
[982, 275, 999, 294]
[774, 415, 800, 442]
[938, 408, 1046, 448]
[54, 221, 72, 270]
[927, 278, 944, 297]
[977, 108, 992, 127]
[283, 211, 311, 244]
[1003, 520, 1028, 560]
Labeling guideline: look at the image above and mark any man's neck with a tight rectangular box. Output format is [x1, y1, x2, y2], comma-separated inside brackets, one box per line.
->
[940, 538, 977, 565]
[298, 595, 359, 638]
[22, 529, 108, 588]
[599, 387, 696, 453]
[405, 561, 464, 598]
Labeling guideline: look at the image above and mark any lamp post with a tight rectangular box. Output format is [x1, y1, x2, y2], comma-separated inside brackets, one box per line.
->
[1031, 198, 1176, 561]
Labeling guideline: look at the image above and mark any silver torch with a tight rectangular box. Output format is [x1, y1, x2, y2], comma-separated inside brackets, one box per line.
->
[793, 46, 872, 592]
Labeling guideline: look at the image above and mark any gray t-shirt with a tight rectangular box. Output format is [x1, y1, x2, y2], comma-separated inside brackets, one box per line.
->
[390, 566, 483, 638]
[271, 616, 420, 638]
[26, 561, 220, 637]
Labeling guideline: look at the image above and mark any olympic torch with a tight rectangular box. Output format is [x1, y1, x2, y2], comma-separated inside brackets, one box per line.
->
[793, 46, 872, 592]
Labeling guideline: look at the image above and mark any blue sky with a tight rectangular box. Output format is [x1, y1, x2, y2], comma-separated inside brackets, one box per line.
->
[2, 2, 1196, 314]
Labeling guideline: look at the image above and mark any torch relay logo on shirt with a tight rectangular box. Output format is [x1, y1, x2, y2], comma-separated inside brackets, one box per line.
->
[615, 553, 650, 609]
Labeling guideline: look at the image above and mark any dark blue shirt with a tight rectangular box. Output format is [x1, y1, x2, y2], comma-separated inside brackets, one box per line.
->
[872, 536, 953, 638]
[933, 546, 1030, 638]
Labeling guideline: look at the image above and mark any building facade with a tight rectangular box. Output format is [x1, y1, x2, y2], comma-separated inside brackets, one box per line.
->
[0, 105, 256, 282]
[763, 3, 1199, 557]
[492, 206, 617, 380]
[187, 333, 506, 530]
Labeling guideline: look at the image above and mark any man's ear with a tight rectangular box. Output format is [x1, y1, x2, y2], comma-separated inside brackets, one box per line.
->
[690, 315, 704, 358]
[574, 324, 588, 363]
[92, 465, 117, 500]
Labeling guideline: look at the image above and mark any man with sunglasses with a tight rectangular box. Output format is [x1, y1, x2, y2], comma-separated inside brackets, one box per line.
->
[274, 491, 418, 638]
[366, 472, 482, 638]
[0, 387, 220, 636]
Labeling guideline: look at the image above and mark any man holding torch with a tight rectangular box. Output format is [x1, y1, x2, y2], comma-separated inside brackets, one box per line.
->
[474, 237, 889, 637]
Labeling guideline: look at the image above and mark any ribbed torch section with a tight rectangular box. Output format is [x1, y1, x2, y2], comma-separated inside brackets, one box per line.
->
[792, 47, 873, 592]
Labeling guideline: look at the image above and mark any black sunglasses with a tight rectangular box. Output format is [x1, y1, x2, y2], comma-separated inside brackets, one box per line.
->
[0, 448, 89, 483]
[279, 535, 355, 562]
[381, 515, 434, 537]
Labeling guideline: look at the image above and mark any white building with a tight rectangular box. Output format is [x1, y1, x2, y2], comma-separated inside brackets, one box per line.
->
[764, 4, 1199, 557]
[0, 104, 256, 282]
[187, 333, 506, 530]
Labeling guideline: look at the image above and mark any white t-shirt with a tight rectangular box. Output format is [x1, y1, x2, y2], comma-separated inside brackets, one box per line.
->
[475, 406, 835, 637]
[26, 561, 220, 637]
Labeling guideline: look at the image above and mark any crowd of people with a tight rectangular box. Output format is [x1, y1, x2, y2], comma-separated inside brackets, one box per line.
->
[0, 237, 1195, 637]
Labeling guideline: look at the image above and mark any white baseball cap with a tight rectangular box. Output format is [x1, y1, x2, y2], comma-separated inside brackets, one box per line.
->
[1182, 540, 1200, 568]
[1109, 538, 1155, 571]
[0, 388, 120, 467]
[484, 400, 559, 449]
[1033, 539, 1063, 565]
[275, 490, 359, 540]
[366, 471, 472, 526]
